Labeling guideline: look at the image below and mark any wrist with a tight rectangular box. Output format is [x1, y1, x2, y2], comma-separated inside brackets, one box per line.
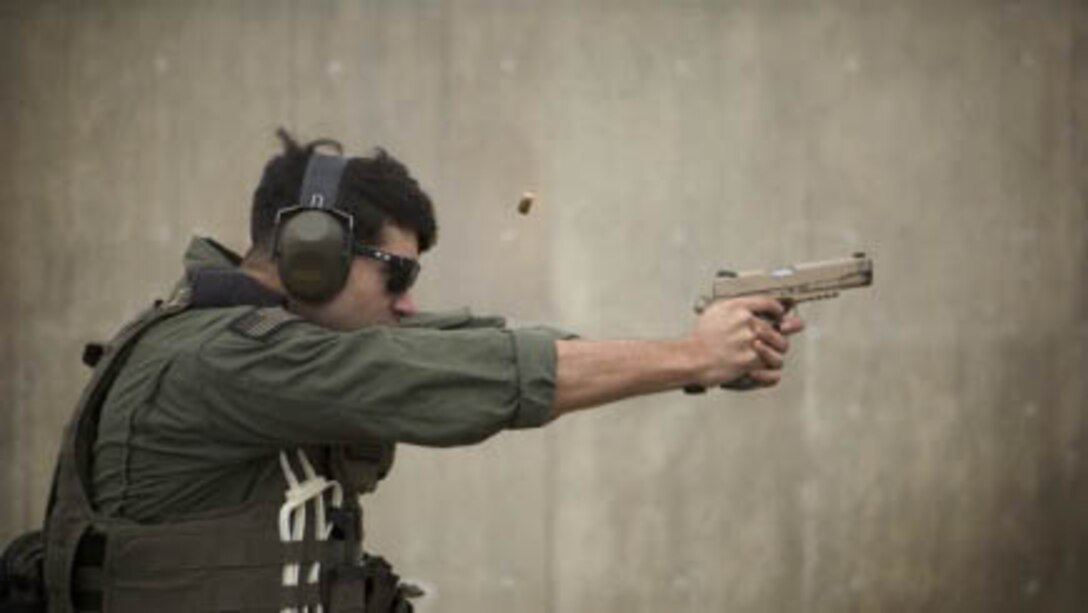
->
[675, 335, 716, 388]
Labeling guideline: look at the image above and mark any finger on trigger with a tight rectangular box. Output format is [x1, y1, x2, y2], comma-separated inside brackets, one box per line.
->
[780, 315, 805, 335]
[739, 294, 786, 319]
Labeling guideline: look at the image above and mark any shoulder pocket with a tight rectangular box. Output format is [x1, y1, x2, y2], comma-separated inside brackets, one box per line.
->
[229, 307, 302, 340]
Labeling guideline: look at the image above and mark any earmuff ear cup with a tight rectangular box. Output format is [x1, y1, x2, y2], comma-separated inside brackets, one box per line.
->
[275, 210, 352, 303]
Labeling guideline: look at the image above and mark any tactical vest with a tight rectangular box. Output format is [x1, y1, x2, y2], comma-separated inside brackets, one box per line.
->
[43, 289, 401, 612]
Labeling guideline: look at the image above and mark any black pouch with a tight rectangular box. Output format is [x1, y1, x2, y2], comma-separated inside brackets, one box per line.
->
[0, 530, 46, 613]
[362, 555, 415, 613]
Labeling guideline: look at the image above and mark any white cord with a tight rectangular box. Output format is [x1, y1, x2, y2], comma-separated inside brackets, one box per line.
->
[279, 449, 345, 613]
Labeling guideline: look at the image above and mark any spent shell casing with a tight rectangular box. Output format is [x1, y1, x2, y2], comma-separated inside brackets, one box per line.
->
[517, 192, 535, 215]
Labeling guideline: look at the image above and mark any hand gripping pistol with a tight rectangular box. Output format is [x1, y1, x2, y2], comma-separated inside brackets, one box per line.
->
[685, 252, 874, 393]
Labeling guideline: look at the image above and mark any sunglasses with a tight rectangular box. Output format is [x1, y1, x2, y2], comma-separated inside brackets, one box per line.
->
[354, 243, 421, 295]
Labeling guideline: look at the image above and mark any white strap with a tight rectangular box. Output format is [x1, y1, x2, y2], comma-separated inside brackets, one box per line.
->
[278, 449, 344, 613]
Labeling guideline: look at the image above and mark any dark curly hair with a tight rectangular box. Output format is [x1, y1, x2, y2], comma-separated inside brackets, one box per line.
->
[249, 129, 437, 255]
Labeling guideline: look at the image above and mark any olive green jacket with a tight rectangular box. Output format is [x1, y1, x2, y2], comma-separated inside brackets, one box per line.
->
[92, 237, 570, 522]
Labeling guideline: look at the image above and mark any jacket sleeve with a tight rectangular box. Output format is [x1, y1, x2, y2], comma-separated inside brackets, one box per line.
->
[172, 309, 576, 447]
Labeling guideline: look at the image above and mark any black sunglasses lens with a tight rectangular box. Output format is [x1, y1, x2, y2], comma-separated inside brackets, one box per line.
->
[354, 244, 420, 294]
[385, 259, 419, 294]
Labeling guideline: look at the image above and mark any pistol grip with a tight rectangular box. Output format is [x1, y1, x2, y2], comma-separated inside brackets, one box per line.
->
[683, 374, 762, 394]
[720, 375, 761, 391]
[757, 301, 794, 330]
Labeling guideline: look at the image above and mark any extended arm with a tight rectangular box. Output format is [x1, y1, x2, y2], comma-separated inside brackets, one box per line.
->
[550, 296, 804, 418]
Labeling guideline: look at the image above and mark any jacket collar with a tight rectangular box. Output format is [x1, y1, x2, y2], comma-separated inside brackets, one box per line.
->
[181, 237, 284, 309]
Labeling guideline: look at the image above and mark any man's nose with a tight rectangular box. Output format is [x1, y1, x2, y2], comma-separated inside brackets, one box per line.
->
[393, 291, 418, 317]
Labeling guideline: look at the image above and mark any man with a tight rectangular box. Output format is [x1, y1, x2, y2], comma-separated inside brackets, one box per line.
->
[43, 131, 803, 612]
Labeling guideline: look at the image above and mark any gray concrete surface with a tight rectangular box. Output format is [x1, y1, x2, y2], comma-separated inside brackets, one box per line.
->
[2, 1, 1086, 611]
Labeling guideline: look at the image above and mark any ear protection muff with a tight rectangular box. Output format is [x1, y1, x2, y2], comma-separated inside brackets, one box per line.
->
[273, 153, 355, 303]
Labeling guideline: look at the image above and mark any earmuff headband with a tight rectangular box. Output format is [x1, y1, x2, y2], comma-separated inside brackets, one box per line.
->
[299, 153, 350, 211]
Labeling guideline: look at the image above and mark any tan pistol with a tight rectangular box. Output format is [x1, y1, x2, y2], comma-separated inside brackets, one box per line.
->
[685, 252, 874, 394]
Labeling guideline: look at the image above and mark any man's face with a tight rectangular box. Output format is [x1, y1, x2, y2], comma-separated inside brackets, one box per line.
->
[311, 224, 421, 330]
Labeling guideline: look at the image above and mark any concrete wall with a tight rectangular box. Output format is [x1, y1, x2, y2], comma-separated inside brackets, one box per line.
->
[2, 1, 1085, 611]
